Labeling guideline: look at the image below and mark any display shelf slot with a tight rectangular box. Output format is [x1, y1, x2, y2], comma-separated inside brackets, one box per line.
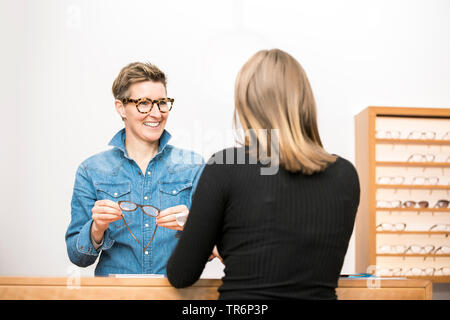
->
[376, 161, 450, 168]
[375, 184, 450, 190]
[375, 208, 450, 213]
[376, 139, 450, 146]
[376, 231, 450, 235]
[376, 254, 450, 258]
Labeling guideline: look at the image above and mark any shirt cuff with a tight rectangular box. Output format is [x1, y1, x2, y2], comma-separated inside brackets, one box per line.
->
[90, 226, 104, 250]
[77, 220, 114, 255]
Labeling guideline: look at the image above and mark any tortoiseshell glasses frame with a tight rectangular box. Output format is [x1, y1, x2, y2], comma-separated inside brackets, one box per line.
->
[122, 97, 174, 114]
[118, 201, 160, 252]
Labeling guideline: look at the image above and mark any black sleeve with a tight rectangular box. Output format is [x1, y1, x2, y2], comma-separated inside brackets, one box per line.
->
[166, 152, 229, 288]
[346, 159, 361, 212]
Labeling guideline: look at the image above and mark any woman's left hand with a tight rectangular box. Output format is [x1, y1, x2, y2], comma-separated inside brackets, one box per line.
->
[208, 246, 223, 263]
[156, 205, 189, 231]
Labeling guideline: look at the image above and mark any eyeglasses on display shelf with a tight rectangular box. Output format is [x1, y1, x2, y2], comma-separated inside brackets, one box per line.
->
[406, 131, 437, 140]
[377, 176, 406, 185]
[376, 223, 407, 232]
[376, 200, 402, 208]
[375, 176, 446, 195]
[434, 200, 449, 208]
[434, 246, 450, 255]
[377, 244, 408, 254]
[402, 200, 430, 209]
[375, 267, 403, 277]
[376, 176, 440, 185]
[377, 244, 450, 256]
[429, 224, 450, 232]
[406, 153, 435, 163]
[376, 130, 402, 139]
[376, 199, 449, 209]
[376, 222, 450, 234]
[411, 176, 440, 186]
[356, 106, 450, 284]
[375, 267, 450, 277]
[404, 267, 450, 277]
[375, 130, 450, 140]
[405, 244, 435, 255]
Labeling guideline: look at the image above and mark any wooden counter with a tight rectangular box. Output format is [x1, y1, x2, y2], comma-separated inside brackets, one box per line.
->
[336, 278, 432, 300]
[0, 277, 432, 300]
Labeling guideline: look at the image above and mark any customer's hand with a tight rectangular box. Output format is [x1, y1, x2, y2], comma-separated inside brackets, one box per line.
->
[208, 246, 223, 263]
[156, 205, 189, 231]
[91, 199, 123, 240]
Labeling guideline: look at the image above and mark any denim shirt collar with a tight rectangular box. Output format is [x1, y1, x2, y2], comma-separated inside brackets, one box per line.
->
[108, 128, 172, 159]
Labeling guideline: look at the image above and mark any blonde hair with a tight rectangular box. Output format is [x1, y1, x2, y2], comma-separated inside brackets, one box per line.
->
[234, 49, 336, 174]
[112, 62, 167, 100]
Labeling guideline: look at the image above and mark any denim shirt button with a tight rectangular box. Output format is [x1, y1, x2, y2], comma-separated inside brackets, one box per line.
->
[172, 190, 176, 194]
[145, 251, 149, 255]
[144, 196, 148, 200]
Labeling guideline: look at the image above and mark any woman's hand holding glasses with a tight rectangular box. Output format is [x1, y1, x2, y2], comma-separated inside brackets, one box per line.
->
[91, 199, 123, 243]
[156, 205, 190, 231]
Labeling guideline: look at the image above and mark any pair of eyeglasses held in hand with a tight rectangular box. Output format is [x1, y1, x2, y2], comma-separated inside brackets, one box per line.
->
[118, 201, 160, 252]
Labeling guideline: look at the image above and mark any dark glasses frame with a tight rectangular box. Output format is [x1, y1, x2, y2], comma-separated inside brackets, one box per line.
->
[403, 200, 429, 208]
[434, 200, 449, 208]
[118, 201, 160, 252]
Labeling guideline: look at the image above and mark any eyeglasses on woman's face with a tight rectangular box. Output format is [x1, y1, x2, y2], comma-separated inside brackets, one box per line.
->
[122, 97, 174, 114]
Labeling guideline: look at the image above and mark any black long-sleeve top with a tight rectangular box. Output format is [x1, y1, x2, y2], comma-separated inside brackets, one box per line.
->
[167, 147, 360, 299]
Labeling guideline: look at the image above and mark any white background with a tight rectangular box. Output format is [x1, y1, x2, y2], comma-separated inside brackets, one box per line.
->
[1, 0, 449, 285]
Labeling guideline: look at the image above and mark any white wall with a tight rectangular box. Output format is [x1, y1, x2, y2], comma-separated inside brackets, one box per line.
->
[1, 0, 449, 278]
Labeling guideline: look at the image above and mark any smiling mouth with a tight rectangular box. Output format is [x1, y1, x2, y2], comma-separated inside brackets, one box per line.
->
[143, 121, 160, 128]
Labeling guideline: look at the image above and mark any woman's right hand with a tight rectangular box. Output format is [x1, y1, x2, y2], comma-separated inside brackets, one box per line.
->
[208, 245, 223, 263]
[91, 199, 123, 241]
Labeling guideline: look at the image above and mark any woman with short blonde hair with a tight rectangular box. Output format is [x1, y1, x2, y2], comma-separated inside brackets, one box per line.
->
[66, 62, 204, 276]
[168, 49, 360, 300]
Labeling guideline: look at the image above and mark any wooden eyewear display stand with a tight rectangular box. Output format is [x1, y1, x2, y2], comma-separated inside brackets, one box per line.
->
[354, 106, 450, 283]
[0, 277, 432, 300]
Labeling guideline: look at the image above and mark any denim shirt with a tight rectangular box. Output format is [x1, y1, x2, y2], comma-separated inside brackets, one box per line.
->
[65, 128, 205, 276]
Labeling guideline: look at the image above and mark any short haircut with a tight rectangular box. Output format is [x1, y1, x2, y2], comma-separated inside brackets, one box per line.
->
[112, 62, 167, 101]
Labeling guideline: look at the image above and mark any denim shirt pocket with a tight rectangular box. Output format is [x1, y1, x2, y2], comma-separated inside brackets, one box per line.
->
[159, 181, 193, 210]
[94, 181, 131, 231]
